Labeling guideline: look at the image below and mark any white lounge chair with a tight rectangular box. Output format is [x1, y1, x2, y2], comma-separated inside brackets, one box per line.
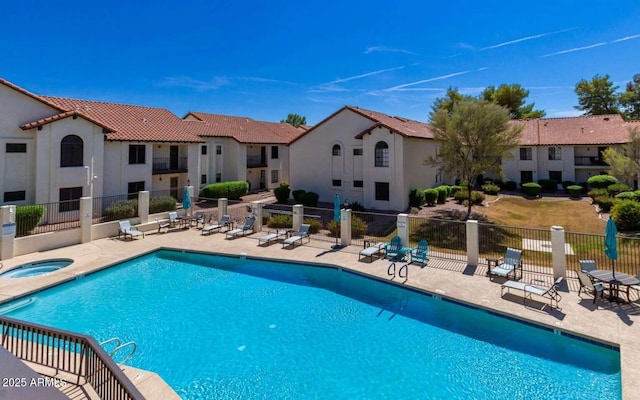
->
[118, 220, 144, 240]
[282, 224, 310, 248]
[201, 215, 230, 235]
[501, 277, 563, 309]
[156, 218, 170, 233]
[225, 216, 256, 239]
[359, 242, 387, 262]
[258, 230, 289, 246]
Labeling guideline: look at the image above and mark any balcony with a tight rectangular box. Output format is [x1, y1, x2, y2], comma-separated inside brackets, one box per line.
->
[247, 155, 267, 168]
[574, 156, 608, 167]
[152, 157, 188, 174]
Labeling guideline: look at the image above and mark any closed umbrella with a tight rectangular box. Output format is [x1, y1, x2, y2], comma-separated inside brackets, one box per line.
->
[182, 186, 192, 216]
[604, 218, 618, 278]
[333, 194, 340, 246]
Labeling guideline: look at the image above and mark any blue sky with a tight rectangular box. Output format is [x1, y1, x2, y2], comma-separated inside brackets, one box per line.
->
[2, 1, 639, 124]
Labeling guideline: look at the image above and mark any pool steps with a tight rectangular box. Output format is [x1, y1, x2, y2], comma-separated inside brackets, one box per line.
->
[0, 297, 35, 315]
[100, 337, 138, 367]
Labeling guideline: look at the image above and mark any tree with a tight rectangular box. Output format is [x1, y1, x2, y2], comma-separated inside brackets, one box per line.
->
[602, 127, 640, 189]
[480, 83, 546, 119]
[280, 113, 306, 127]
[426, 98, 524, 219]
[620, 74, 640, 120]
[430, 87, 473, 116]
[574, 74, 620, 115]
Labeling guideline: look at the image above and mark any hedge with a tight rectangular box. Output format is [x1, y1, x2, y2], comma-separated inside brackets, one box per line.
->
[292, 189, 306, 203]
[149, 196, 177, 214]
[267, 214, 293, 228]
[409, 188, 425, 208]
[538, 179, 557, 192]
[436, 186, 448, 204]
[566, 185, 583, 198]
[327, 216, 368, 238]
[615, 192, 636, 200]
[454, 190, 485, 205]
[594, 196, 615, 212]
[504, 181, 518, 191]
[521, 182, 541, 197]
[201, 181, 249, 200]
[16, 205, 45, 235]
[303, 218, 322, 234]
[424, 189, 438, 206]
[588, 188, 608, 200]
[300, 191, 319, 207]
[481, 183, 500, 195]
[607, 183, 631, 196]
[587, 175, 618, 189]
[612, 199, 640, 231]
[274, 183, 290, 204]
[106, 200, 137, 221]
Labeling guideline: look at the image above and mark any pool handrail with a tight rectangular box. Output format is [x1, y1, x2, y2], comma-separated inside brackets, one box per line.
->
[0, 314, 145, 400]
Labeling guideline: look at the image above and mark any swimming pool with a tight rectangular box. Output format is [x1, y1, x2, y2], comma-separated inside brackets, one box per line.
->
[0, 259, 73, 278]
[0, 250, 621, 399]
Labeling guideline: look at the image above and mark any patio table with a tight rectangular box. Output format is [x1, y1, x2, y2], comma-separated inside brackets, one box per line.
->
[588, 270, 640, 303]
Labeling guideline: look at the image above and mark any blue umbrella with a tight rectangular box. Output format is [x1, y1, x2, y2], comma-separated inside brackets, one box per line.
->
[604, 218, 618, 277]
[182, 186, 192, 215]
[333, 194, 340, 245]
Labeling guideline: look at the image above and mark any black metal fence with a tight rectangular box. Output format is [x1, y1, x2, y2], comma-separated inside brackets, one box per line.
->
[15, 201, 80, 237]
[149, 188, 182, 203]
[566, 231, 640, 276]
[409, 216, 467, 261]
[478, 222, 552, 273]
[352, 211, 397, 247]
[0, 315, 144, 400]
[92, 194, 133, 224]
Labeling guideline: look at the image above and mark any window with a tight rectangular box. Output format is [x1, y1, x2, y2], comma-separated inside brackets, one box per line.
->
[519, 147, 532, 161]
[59, 187, 82, 212]
[353, 148, 363, 156]
[216, 145, 222, 155]
[60, 135, 83, 167]
[332, 144, 341, 156]
[520, 171, 533, 184]
[548, 147, 562, 160]
[549, 171, 562, 184]
[201, 174, 207, 184]
[375, 182, 390, 201]
[215, 173, 222, 182]
[127, 181, 145, 199]
[271, 170, 279, 184]
[271, 146, 279, 159]
[4, 190, 25, 202]
[332, 179, 342, 187]
[201, 146, 207, 155]
[353, 180, 363, 188]
[6, 143, 26, 153]
[128, 145, 146, 164]
[374, 141, 389, 167]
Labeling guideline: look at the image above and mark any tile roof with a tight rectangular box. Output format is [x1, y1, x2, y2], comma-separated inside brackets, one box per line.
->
[0, 78, 66, 112]
[185, 112, 306, 144]
[348, 106, 435, 139]
[516, 114, 630, 146]
[40, 96, 203, 142]
[20, 110, 114, 132]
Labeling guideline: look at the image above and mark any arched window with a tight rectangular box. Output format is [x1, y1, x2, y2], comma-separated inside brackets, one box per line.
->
[60, 135, 84, 167]
[332, 144, 342, 156]
[374, 141, 389, 167]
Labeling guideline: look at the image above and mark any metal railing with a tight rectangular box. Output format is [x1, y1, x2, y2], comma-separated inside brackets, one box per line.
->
[149, 188, 182, 203]
[92, 194, 133, 224]
[565, 231, 640, 276]
[0, 315, 144, 400]
[409, 216, 467, 261]
[152, 157, 188, 172]
[303, 206, 337, 243]
[574, 156, 608, 166]
[352, 211, 397, 247]
[478, 222, 552, 273]
[246, 155, 267, 168]
[15, 201, 80, 237]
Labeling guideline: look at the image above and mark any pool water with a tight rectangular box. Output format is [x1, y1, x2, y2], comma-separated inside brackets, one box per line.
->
[0, 259, 73, 278]
[0, 250, 621, 399]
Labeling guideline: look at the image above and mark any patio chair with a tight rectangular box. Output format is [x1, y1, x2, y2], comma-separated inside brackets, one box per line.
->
[359, 242, 387, 262]
[118, 220, 144, 240]
[258, 229, 289, 246]
[626, 270, 640, 302]
[409, 239, 429, 266]
[577, 270, 606, 304]
[156, 218, 170, 233]
[578, 259, 601, 284]
[489, 248, 523, 281]
[282, 224, 311, 248]
[168, 211, 181, 228]
[225, 216, 256, 239]
[501, 277, 563, 309]
[201, 215, 230, 235]
[384, 236, 402, 260]
[190, 211, 206, 228]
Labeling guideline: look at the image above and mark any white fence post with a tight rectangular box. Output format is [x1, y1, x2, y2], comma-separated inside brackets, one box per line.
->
[138, 191, 149, 224]
[0, 205, 16, 260]
[466, 220, 479, 267]
[293, 204, 303, 232]
[340, 209, 351, 247]
[80, 197, 92, 244]
[397, 213, 409, 246]
[251, 201, 263, 232]
[551, 226, 567, 280]
[218, 198, 228, 220]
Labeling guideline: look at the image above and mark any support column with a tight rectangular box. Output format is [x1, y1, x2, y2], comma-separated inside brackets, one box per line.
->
[251, 201, 263, 232]
[0, 205, 16, 260]
[340, 209, 351, 247]
[293, 204, 303, 232]
[79, 197, 92, 244]
[466, 220, 479, 267]
[218, 198, 228, 220]
[138, 191, 150, 224]
[397, 213, 409, 246]
[551, 225, 567, 280]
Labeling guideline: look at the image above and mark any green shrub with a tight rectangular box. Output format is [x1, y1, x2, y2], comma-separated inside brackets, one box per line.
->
[504, 180, 518, 191]
[408, 188, 425, 208]
[521, 182, 541, 197]
[587, 175, 618, 189]
[445, 185, 453, 196]
[436, 186, 448, 204]
[149, 196, 176, 214]
[594, 196, 615, 212]
[267, 214, 293, 228]
[292, 189, 306, 203]
[562, 180, 576, 190]
[566, 185, 583, 198]
[300, 191, 319, 207]
[105, 200, 137, 221]
[615, 192, 636, 200]
[588, 188, 609, 200]
[274, 182, 291, 204]
[348, 201, 365, 212]
[327, 216, 368, 238]
[538, 179, 558, 192]
[481, 183, 500, 195]
[201, 181, 249, 200]
[612, 200, 640, 231]
[450, 185, 464, 195]
[16, 205, 45, 235]
[423, 189, 439, 206]
[303, 218, 322, 234]
[453, 190, 485, 205]
[634, 190, 640, 200]
[262, 211, 271, 225]
[607, 183, 631, 196]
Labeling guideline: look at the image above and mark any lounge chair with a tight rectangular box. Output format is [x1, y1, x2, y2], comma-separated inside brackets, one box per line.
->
[118, 220, 144, 240]
[190, 211, 206, 228]
[501, 277, 563, 309]
[156, 218, 170, 233]
[488, 248, 523, 281]
[258, 229, 289, 246]
[359, 242, 387, 262]
[409, 239, 429, 266]
[168, 211, 182, 228]
[225, 216, 256, 239]
[577, 270, 606, 304]
[282, 224, 310, 248]
[384, 236, 403, 260]
[201, 215, 230, 235]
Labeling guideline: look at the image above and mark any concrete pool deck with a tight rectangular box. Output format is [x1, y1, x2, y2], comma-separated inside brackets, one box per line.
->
[1, 227, 639, 399]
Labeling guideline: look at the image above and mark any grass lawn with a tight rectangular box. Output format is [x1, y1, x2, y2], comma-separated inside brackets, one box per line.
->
[480, 196, 606, 234]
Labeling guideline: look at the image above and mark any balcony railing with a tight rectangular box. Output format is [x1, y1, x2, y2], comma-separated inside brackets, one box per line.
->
[574, 156, 608, 167]
[152, 157, 188, 173]
[246, 155, 267, 168]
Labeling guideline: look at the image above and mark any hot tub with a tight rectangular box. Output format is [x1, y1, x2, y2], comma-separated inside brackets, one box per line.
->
[0, 259, 73, 279]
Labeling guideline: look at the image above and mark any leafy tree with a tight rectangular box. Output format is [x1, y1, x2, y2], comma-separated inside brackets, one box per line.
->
[426, 98, 523, 219]
[602, 127, 640, 189]
[480, 83, 546, 119]
[430, 87, 473, 116]
[280, 113, 307, 127]
[574, 74, 620, 115]
[620, 73, 640, 120]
